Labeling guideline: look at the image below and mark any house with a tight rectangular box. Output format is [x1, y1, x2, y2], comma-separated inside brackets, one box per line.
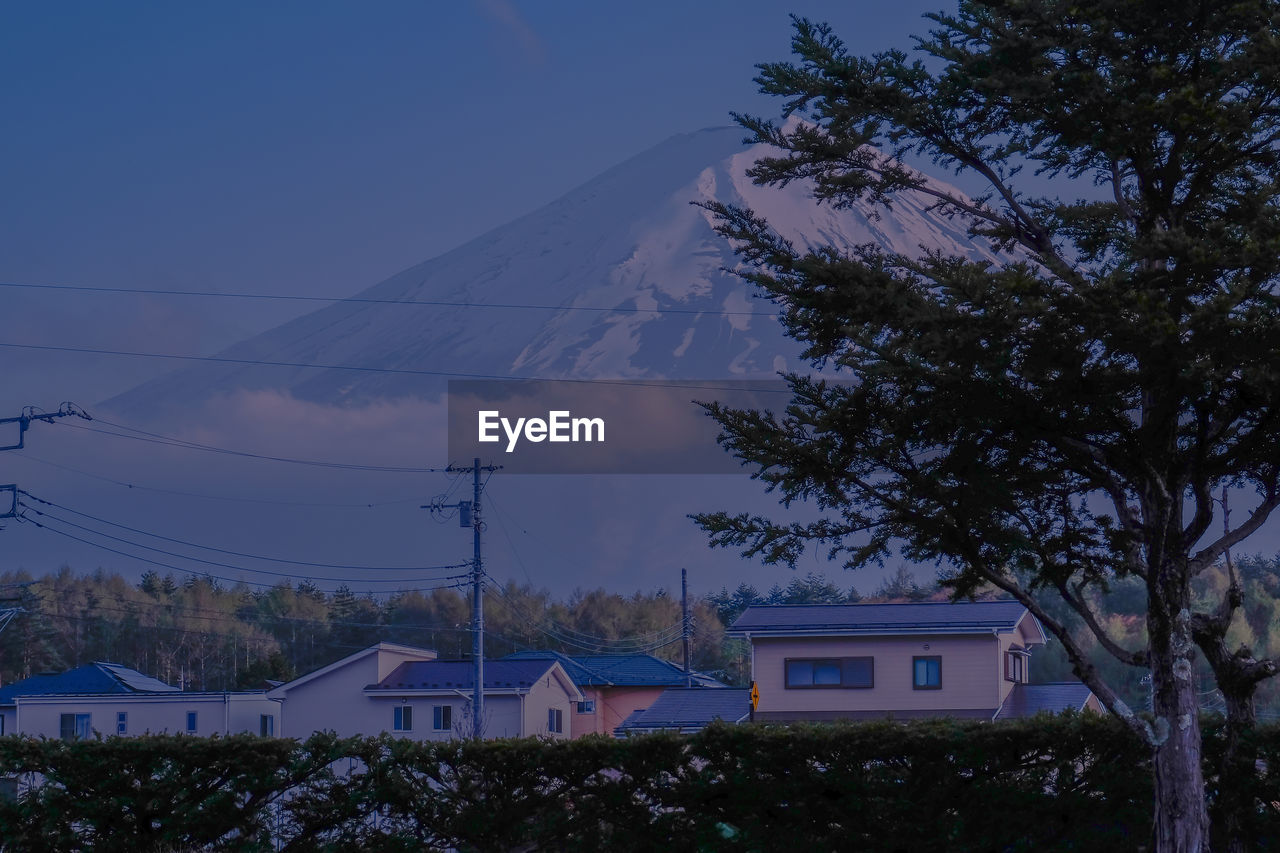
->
[265, 642, 437, 738]
[502, 651, 726, 738]
[267, 643, 582, 740]
[363, 658, 582, 740]
[615, 687, 750, 736]
[0, 662, 281, 738]
[729, 601, 1103, 722]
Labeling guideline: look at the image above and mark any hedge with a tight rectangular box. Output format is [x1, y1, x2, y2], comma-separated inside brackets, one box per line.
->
[0, 713, 1275, 851]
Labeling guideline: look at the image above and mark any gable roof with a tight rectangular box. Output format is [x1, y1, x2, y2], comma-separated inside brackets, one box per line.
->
[267, 642, 435, 697]
[615, 688, 751, 735]
[367, 659, 581, 699]
[730, 600, 1040, 639]
[994, 682, 1098, 720]
[502, 651, 724, 688]
[0, 662, 178, 703]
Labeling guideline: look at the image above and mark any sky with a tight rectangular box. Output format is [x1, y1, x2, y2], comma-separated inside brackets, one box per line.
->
[7, 1, 1260, 606]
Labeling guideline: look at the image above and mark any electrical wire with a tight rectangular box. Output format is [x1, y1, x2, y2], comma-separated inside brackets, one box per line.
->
[17, 454, 423, 508]
[19, 492, 467, 572]
[0, 280, 769, 317]
[50, 417, 450, 473]
[16, 508, 469, 593]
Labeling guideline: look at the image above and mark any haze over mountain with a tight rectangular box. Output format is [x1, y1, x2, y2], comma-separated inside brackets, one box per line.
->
[105, 125, 1006, 417]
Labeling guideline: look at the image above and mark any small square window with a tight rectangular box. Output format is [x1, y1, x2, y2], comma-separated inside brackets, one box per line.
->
[575, 700, 596, 714]
[913, 656, 942, 690]
[116, 712, 128, 736]
[394, 705, 413, 732]
[260, 715, 274, 737]
[186, 711, 198, 733]
[433, 705, 452, 731]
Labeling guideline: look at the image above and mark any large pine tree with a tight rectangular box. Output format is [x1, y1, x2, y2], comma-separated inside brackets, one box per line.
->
[695, 3, 1280, 849]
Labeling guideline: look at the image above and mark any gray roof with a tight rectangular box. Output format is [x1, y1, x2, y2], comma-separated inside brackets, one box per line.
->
[994, 682, 1097, 720]
[615, 688, 750, 735]
[730, 601, 1032, 637]
[368, 659, 560, 692]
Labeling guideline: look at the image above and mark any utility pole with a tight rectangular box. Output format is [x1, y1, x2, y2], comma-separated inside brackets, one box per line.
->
[682, 568, 691, 688]
[424, 457, 500, 739]
[0, 405, 87, 640]
[0, 403, 92, 452]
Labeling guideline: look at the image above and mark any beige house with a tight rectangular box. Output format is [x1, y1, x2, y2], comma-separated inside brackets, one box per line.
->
[268, 643, 582, 740]
[730, 601, 1102, 722]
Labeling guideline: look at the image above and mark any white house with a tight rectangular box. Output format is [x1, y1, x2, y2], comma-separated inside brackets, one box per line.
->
[0, 662, 281, 738]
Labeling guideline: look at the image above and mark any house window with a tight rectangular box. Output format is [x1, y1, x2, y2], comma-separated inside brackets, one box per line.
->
[785, 657, 874, 689]
[548, 707, 563, 734]
[186, 712, 198, 733]
[116, 712, 128, 736]
[1005, 651, 1027, 683]
[575, 700, 596, 714]
[260, 715, 275, 737]
[394, 705, 413, 732]
[59, 713, 91, 741]
[433, 705, 452, 731]
[913, 656, 942, 690]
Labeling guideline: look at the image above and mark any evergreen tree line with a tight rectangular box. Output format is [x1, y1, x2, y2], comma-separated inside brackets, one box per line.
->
[4, 559, 1279, 713]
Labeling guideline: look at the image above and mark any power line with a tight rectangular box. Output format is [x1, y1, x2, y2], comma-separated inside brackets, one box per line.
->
[0, 280, 769, 317]
[17, 454, 423, 508]
[52, 417, 450, 473]
[19, 492, 467, 573]
[15, 510, 469, 594]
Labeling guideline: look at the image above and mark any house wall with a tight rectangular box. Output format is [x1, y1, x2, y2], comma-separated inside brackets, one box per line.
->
[572, 686, 665, 737]
[367, 694, 524, 740]
[523, 673, 574, 740]
[751, 634, 1003, 716]
[13, 694, 280, 738]
[276, 647, 434, 739]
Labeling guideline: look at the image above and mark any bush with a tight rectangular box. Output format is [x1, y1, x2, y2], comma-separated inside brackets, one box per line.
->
[0, 714, 1273, 851]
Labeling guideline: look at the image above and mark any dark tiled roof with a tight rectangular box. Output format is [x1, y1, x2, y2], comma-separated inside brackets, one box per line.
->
[730, 601, 1030, 636]
[0, 663, 178, 703]
[502, 651, 724, 688]
[615, 688, 750, 734]
[369, 660, 559, 691]
[994, 682, 1097, 720]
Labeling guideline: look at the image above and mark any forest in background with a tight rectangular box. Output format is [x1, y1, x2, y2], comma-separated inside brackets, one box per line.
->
[2, 558, 1279, 717]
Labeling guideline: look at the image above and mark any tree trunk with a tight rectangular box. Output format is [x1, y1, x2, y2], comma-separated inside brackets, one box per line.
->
[1151, 614, 1210, 852]
[1214, 688, 1256, 853]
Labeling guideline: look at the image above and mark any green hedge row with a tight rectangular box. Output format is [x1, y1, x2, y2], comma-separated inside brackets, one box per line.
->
[0, 714, 1274, 852]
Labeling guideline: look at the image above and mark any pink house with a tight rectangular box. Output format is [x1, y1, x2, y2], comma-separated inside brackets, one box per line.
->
[501, 651, 726, 738]
[730, 601, 1102, 722]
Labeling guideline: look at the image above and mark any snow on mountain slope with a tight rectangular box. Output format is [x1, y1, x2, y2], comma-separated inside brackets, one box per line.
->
[105, 125, 1007, 415]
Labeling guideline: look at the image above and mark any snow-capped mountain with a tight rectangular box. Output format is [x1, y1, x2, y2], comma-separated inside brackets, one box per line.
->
[105, 125, 1004, 414]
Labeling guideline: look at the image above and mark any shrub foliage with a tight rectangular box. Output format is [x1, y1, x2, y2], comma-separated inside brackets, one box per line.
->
[0, 714, 1275, 851]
